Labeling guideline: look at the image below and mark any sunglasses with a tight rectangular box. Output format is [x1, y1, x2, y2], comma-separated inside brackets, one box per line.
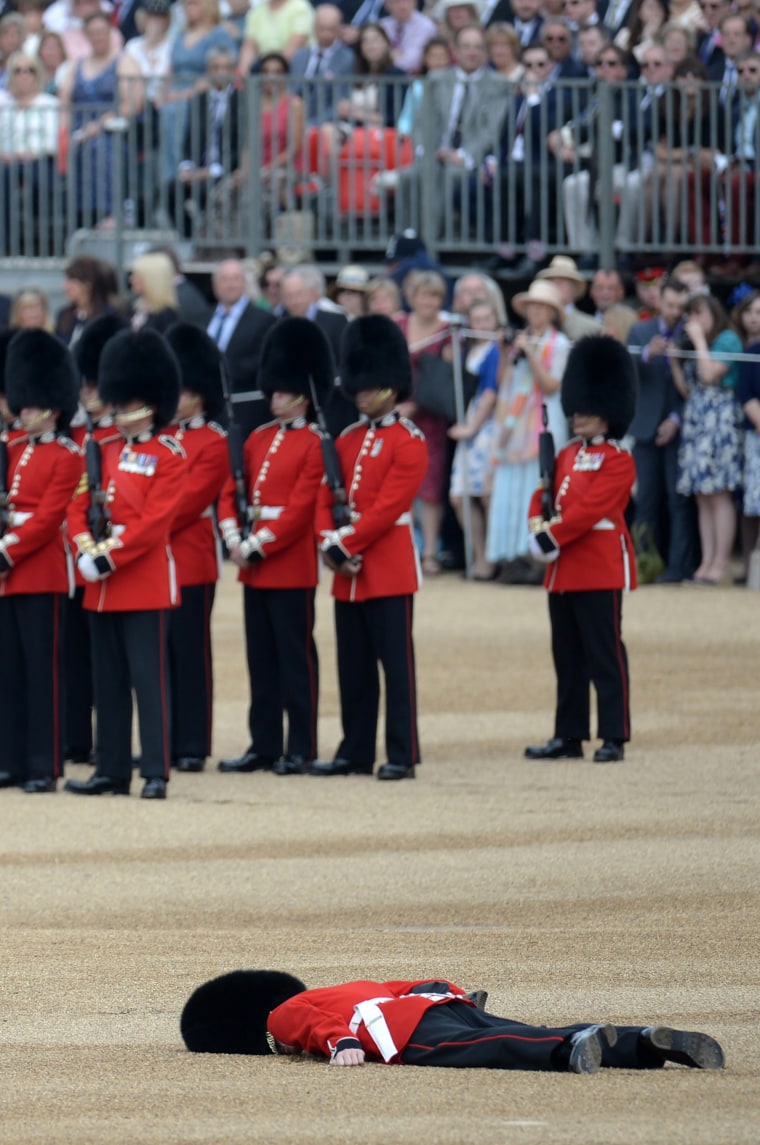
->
[738, 65, 760, 73]
[642, 60, 666, 67]
[544, 34, 570, 40]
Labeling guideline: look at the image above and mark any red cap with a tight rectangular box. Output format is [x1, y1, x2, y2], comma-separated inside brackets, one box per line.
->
[635, 266, 666, 284]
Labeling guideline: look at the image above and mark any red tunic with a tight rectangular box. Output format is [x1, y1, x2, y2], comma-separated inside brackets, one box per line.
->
[317, 412, 428, 602]
[218, 418, 324, 590]
[268, 979, 473, 1063]
[169, 419, 229, 587]
[0, 432, 82, 597]
[528, 437, 637, 593]
[68, 431, 187, 612]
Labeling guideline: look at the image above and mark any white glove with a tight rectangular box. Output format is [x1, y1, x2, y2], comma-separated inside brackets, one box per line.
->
[78, 552, 105, 582]
[529, 533, 559, 565]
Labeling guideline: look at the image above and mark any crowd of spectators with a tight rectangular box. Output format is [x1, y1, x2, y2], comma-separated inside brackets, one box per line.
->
[0, 0, 757, 267]
[4, 240, 757, 588]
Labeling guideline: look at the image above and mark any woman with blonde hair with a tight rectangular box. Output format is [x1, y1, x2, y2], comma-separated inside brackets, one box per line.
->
[129, 251, 179, 332]
[486, 23, 523, 83]
[367, 276, 402, 317]
[0, 50, 60, 254]
[602, 304, 639, 344]
[10, 287, 54, 330]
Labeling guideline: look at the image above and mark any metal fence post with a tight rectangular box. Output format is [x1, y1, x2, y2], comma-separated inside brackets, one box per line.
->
[596, 81, 615, 269]
[245, 75, 263, 258]
[420, 78, 437, 260]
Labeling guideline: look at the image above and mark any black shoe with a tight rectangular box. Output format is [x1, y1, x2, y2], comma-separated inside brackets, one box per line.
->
[174, 756, 206, 772]
[22, 777, 57, 793]
[568, 1024, 618, 1074]
[64, 773, 131, 795]
[141, 777, 167, 800]
[525, 737, 584, 760]
[308, 758, 374, 777]
[376, 762, 416, 780]
[641, 1026, 725, 1069]
[501, 255, 542, 281]
[274, 755, 310, 775]
[593, 740, 624, 763]
[655, 571, 683, 584]
[464, 990, 489, 1010]
[0, 771, 21, 789]
[217, 751, 275, 773]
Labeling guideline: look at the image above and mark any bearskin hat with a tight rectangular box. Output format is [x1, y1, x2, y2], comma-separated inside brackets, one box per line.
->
[164, 322, 226, 421]
[339, 314, 412, 400]
[98, 328, 181, 428]
[561, 335, 637, 439]
[180, 970, 307, 1055]
[258, 318, 334, 410]
[74, 313, 128, 385]
[0, 328, 17, 396]
[5, 330, 79, 430]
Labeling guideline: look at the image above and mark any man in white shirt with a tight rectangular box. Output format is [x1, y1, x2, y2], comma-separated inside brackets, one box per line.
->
[290, 4, 355, 124]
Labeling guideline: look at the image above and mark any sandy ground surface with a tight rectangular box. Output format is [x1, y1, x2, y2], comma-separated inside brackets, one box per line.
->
[2, 564, 758, 1144]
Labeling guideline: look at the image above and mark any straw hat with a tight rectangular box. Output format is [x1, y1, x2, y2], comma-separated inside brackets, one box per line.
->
[536, 255, 587, 300]
[335, 264, 370, 292]
[511, 280, 564, 324]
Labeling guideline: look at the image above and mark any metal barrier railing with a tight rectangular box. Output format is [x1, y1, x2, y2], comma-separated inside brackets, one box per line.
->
[0, 75, 756, 268]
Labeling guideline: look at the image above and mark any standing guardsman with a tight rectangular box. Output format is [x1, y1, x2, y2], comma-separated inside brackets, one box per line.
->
[0, 331, 82, 793]
[64, 329, 187, 800]
[65, 313, 126, 766]
[164, 323, 230, 773]
[525, 336, 638, 765]
[217, 318, 333, 777]
[310, 315, 428, 782]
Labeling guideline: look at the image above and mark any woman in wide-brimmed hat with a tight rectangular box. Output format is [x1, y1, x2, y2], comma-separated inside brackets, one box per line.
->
[486, 279, 571, 580]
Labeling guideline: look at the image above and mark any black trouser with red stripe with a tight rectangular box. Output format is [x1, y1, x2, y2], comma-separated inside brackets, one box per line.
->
[244, 586, 318, 762]
[168, 582, 216, 760]
[402, 1003, 665, 1070]
[549, 589, 630, 744]
[90, 609, 171, 781]
[334, 594, 420, 767]
[62, 586, 94, 759]
[0, 593, 64, 781]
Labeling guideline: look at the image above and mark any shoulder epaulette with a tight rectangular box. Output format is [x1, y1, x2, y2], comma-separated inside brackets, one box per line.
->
[57, 435, 82, 454]
[158, 434, 187, 458]
[255, 419, 278, 433]
[207, 421, 228, 438]
[398, 416, 425, 440]
[308, 423, 324, 439]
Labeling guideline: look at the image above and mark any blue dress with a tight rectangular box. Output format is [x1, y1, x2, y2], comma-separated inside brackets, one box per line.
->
[72, 58, 119, 218]
[162, 26, 238, 182]
[449, 339, 500, 498]
[676, 329, 743, 496]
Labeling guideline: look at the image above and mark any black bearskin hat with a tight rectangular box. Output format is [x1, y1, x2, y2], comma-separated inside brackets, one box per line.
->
[258, 318, 334, 409]
[181, 970, 307, 1055]
[164, 322, 226, 421]
[6, 330, 79, 430]
[561, 335, 637, 439]
[0, 327, 17, 396]
[339, 314, 412, 400]
[99, 328, 181, 428]
[74, 313, 128, 385]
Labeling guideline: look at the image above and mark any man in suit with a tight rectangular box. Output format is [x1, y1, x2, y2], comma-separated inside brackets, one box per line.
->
[290, 4, 355, 125]
[507, 0, 545, 48]
[279, 265, 351, 435]
[396, 24, 509, 235]
[552, 45, 640, 262]
[627, 277, 698, 583]
[696, 0, 730, 81]
[541, 19, 587, 82]
[168, 47, 241, 238]
[207, 260, 277, 440]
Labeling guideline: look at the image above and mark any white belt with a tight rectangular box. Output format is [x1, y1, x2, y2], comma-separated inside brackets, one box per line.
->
[10, 511, 33, 526]
[254, 505, 284, 521]
[349, 1000, 399, 1063]
[592, 518, 615, 530]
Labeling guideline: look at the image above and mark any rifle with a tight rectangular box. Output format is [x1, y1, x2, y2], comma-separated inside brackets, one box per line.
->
[0, 431, 9, 539]
[84, 411, 111, 542]
[308, 374, 350, 529]
[219, 358, 251, 540]
[538, 401, 556, 522]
